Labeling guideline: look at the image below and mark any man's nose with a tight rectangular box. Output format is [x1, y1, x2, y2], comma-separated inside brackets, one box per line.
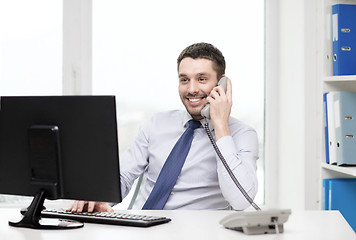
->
[188, 80, 199, 93]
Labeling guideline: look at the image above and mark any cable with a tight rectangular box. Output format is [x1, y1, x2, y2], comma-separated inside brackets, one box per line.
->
[203, 119, 261, 211]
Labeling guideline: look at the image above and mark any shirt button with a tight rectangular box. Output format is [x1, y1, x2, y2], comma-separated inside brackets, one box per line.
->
[170, 191, 174, 195]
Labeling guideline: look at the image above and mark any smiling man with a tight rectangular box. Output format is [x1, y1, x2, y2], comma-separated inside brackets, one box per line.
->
[69, 42, 259, 212]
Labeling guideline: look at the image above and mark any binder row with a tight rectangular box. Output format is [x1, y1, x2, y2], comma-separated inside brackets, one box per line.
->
[323, 179, 356, 232]
[323, 4, 356, 234]
[324, 91, 356, 166]
[332, 4, 356, 75]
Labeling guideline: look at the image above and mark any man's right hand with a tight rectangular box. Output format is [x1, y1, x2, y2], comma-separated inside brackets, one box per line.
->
[67, 200, 114, 213]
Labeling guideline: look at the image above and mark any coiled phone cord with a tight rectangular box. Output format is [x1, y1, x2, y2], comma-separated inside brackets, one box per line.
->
[203, 119, 261, 211]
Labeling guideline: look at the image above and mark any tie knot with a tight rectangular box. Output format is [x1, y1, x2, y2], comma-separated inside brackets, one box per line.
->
[188, 120, 201, 130]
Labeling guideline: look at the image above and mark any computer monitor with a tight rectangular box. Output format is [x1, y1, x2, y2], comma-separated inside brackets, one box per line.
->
[0, 96, 122, 229]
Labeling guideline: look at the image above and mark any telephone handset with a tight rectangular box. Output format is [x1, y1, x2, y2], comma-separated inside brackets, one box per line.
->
[200, 76, 228, 119]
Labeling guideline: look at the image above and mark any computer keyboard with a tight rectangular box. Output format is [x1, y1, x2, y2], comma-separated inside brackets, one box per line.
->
[23, 208, 171, 227]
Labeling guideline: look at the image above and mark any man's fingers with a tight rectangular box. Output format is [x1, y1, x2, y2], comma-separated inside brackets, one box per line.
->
[96, 202, 114, 212]
[67, 201, 113, 213]
[226, 78, 232, 103]
[67, 200, 87, 213]
[87, 201, 96, 213]
[105, 204, 114, 212]
[67, 200, 77, 212]
[76, 201, 87, 213]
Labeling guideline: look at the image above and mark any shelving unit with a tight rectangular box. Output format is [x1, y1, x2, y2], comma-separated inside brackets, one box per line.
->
[320, 0, 356, 208]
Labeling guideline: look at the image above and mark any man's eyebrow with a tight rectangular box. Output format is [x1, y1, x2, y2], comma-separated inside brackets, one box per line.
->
[178, 73, 188, 78]
[197, 73, 210, 77]
[178, 72, 211, 78]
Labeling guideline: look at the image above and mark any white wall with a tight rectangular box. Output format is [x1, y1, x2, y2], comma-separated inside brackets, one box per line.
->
[265, 0, 320, 210]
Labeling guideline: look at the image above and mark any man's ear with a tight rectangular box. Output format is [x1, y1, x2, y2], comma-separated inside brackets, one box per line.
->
[217, 74, 226, 82]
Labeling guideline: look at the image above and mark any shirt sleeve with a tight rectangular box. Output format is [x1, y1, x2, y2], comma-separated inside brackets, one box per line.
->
[215, 125, 259, 210]
[119, 119, 151, 199]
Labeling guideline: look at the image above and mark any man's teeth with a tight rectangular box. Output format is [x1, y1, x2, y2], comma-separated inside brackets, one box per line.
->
[189, 98, 200, 102]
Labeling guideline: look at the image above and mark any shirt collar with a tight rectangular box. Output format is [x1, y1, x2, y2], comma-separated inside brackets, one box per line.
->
[182, 111, 214, 131]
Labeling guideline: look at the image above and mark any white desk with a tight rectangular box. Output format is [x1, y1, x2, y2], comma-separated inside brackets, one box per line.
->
[0, 208, 355, 240]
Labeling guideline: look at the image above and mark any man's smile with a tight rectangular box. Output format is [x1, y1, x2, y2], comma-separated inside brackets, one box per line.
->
[187, 97, 205, 106]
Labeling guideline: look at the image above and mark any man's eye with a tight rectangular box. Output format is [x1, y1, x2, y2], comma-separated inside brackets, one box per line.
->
[180, 78, 189, 82]
[199, 78, 206, 82]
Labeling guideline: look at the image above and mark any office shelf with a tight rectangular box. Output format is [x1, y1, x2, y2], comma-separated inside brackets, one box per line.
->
[320, 0, 356, 177]
[321, 163, 356, 177]
[319, 0, 356, 210]
[324, 75, 356, 82]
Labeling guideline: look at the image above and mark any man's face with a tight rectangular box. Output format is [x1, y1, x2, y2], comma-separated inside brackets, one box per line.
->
[178, 57, 218, 120]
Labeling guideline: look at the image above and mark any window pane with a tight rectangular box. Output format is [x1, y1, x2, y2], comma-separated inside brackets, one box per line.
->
[0, 0, 62, 204]
[93, 0, 264, 206]
[0, 0, 62, 96]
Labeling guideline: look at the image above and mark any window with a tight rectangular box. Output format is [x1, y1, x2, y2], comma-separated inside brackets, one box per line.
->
[93, 0, 265, 206]
[0, 1, 62, 96]
[0, 0, 62, 204]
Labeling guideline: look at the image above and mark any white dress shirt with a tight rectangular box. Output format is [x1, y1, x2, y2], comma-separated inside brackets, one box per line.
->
[120, 110, 259, 210]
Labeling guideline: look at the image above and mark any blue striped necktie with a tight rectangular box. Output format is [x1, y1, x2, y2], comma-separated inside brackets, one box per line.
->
[142, 119, 201, 210]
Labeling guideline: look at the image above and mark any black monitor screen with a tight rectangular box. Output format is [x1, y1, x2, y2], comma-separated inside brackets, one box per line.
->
[0, 96, 122, 229]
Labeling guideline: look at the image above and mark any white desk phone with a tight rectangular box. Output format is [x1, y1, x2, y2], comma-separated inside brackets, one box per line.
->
[220, 209, 292, 235]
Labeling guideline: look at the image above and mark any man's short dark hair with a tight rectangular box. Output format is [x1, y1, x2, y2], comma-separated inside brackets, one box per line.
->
[177, 42, 226, 78]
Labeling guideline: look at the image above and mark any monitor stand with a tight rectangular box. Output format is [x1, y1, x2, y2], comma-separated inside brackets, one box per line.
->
[9, 190, 84, 230]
